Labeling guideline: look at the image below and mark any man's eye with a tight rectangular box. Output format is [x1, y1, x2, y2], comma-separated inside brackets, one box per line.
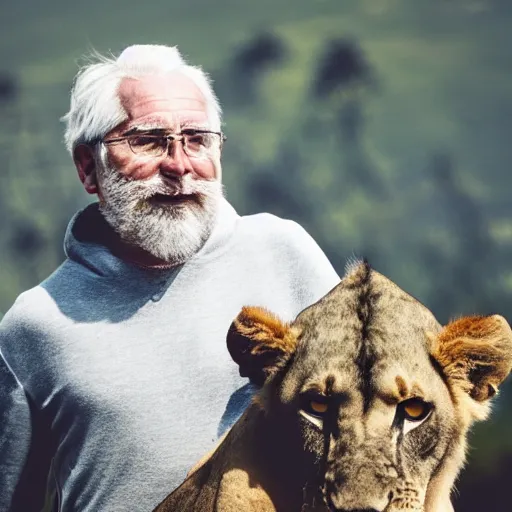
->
[131, 136, 163, 148]
[186, 134, 208, 147]
[129, 136, 167, 155]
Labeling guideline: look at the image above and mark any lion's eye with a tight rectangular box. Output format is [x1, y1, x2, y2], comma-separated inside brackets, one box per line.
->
[299, 393, 329, 429]
[310, 400, 328, 415]
[401, 398, 431, 421]
[397, 398, 432, 435]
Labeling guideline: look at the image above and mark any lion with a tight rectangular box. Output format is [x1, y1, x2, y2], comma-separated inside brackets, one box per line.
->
[153, 261, 512, 511]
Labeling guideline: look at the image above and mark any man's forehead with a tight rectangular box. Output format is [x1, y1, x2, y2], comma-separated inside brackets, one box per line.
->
[121, 112, 210, 132]
[119, 73, 205, 103]
[117, 73, 209, 128]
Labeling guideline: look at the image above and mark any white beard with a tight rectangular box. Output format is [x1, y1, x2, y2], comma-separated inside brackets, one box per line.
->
[96, 156, 223, 266]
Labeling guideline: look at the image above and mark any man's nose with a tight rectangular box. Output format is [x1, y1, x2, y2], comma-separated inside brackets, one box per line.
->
[159, 139, 191, 177]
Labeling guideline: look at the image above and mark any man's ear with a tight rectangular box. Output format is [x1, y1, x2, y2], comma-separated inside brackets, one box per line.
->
[431, 315, 512, 407]
[226, 306, 299, 386]
[74, 144, 98, 195]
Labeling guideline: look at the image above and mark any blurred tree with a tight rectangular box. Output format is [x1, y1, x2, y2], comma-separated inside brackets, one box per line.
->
[246, 142, 308, 220]
[232, 31, 287, 76]
[310, 38, 385, 197]
[9, 219, 47, 286]
[224, 31, 287, 106]
[420, 152, 500, 319]
[312, 38, 375, 99]
[0, 71, 18, 103]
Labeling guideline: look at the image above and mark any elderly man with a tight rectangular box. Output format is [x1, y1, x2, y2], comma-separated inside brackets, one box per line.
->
[0, 45, 339, 512]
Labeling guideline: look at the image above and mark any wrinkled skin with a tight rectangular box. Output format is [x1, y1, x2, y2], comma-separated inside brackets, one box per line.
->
[154, 262, 512, 512]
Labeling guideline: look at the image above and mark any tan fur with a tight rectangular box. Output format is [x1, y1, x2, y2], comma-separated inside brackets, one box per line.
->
[234, 306, 298, 355]
[432, 315, 512, 399]
[395, 375, 408, 399]
[154, 264, 512, 512]
[431, 314, 512, 425]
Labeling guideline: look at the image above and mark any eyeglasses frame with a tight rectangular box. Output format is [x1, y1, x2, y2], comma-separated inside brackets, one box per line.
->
[100, 129, 227, 157]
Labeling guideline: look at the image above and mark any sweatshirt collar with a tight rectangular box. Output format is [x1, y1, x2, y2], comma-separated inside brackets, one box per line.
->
[64, 198, 239, 279]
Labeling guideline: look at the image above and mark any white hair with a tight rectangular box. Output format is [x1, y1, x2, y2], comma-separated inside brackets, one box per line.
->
[62, 45, 222, 154]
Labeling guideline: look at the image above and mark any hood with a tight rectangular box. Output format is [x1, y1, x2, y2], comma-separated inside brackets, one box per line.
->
[63, 198, 239, 279]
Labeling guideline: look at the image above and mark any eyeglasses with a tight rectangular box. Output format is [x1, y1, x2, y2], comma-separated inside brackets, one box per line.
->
[102, 129, 226, 159]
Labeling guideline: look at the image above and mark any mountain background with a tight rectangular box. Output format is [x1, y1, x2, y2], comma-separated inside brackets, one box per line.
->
[1, 0, 511, 509]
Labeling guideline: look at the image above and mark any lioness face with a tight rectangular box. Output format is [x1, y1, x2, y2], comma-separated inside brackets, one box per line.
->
[277, 279, 454, 512]
[228, 262, 512, 512]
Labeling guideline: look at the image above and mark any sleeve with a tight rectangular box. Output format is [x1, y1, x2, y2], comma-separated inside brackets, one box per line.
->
[0, 351, 32, 512]
[284, 220, 341, 309]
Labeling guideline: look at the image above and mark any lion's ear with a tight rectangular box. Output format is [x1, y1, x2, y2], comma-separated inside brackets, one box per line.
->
[226, 306, 299, 386]
[431, 315, 512, 404]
